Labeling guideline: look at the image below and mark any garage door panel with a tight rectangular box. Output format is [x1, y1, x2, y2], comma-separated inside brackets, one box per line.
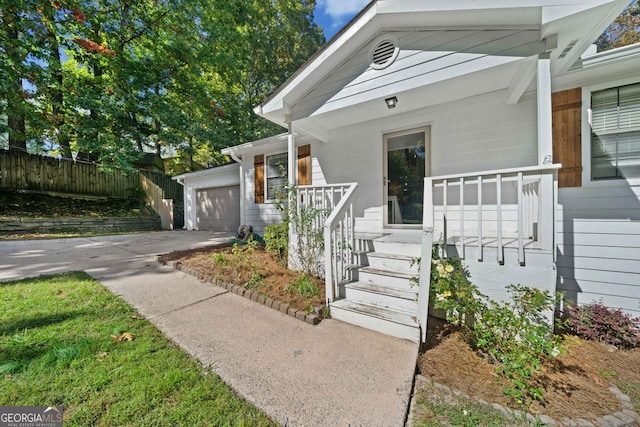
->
[196, 185, 240, 232]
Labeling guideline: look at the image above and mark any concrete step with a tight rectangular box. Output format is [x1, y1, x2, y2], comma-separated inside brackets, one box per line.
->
[330, 300, 420, 342]
[366, 252, 418, 274]
[359, 267, 416, 290]
[344, 281, 418, 312]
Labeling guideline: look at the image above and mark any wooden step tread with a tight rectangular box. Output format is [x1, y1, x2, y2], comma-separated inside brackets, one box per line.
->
[330, 300, 418, 327]
[359, 267, 416, 280]
[367, 252, 416, 262]
[345, 281, 417, 300]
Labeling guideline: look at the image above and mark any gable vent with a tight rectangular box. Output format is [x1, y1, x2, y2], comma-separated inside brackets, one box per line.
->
[371, 39, 399, 70]
[558, 40, 579, 59]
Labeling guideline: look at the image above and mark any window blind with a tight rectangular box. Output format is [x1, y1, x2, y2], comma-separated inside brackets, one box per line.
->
[591, 82, 640, 179]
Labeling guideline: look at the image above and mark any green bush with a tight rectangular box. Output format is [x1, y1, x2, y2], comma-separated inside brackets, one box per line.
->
[429, 247, 485, 325]
[419, 250, 562, 406]
[264, 223, 288, 264]
[473, 285, 561, 405]
[285, 275, 320, 299]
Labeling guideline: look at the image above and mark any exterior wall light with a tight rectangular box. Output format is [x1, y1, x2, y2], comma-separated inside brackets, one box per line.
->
[385, 96, 398, 109]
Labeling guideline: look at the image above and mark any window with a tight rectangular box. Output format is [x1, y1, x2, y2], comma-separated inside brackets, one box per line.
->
[591, 82, 640, 179]
[266, 152, 288, 200]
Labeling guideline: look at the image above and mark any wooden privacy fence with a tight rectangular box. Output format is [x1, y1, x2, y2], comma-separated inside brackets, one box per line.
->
[0, 150, 140, 198]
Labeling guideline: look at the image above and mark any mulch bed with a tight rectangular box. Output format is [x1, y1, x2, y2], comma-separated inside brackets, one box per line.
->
[158, 245, 326, 314]
[418, 317, 640, 421]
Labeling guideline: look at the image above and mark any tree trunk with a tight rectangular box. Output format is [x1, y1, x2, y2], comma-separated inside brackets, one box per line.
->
[5, 8, 27, 152]
[45, 4, 72, 158]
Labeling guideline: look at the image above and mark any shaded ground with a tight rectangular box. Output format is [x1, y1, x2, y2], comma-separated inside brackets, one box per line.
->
[159, 245, 326, 313]
[0, 189, 147, 218]
[418, 318, 640, 422]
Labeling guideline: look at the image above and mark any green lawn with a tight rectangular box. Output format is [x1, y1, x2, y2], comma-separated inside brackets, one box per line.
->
[0, 272, 276, 426]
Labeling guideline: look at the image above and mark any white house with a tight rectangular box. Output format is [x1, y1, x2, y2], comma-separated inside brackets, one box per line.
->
[214, 0, 639, 343]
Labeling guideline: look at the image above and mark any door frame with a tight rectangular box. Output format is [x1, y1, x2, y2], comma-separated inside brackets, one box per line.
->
[383, 126, 431, 228]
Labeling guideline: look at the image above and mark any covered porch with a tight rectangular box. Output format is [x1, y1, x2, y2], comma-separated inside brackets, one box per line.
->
[254, 1, 628, 342]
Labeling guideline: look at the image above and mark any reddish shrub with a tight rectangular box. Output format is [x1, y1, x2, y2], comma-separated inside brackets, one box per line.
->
[558, 301, 640, 349]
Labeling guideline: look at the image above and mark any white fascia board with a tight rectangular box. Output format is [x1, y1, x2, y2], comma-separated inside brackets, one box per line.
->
[580, 43, 640, 68]
[173, 163, 240, 182]
[552, 43, 640, 91]
[221, 133, 318, 158]
[541, 0, 626, 24]
[259, 6, 379, 119]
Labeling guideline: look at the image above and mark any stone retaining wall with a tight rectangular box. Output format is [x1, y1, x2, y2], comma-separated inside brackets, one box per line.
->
[0, 216, 161, 234]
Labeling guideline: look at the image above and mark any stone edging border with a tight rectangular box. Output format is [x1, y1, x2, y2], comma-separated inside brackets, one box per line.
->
[156, 258, 324, 326]
[410, 374, 640, 427]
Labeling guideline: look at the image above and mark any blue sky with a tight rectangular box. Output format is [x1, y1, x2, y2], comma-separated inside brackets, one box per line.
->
[314, 0, 370, 41]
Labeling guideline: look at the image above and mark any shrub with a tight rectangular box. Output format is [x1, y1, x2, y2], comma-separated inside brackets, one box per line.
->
[473, 285, 561, 405]
[558, 301, 640, 349]
[285, 275, 320, 299]
[428, 247, 485, 325]
[264, 222, 288, 264]
[418, 251, 561, 406]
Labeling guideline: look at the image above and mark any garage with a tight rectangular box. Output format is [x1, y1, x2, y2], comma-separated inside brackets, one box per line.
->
[173, 163, 241, 232]
[195, 185, 240, 232]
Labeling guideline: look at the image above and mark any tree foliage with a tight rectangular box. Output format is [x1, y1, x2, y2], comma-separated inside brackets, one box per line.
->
[0, 0, 324, 171]
[596, 0, 640, 51]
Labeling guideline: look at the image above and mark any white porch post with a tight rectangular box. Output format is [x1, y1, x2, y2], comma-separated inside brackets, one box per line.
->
[238, 161, 245, 226]
[537, 55, 554, 253]
[287, 120, 296, 188]
[537, 54, 553, 165]
[286, 120, 297, 270]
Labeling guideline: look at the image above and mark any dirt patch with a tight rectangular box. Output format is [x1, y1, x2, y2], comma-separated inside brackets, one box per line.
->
[418, 318, 640, 421]
[159, 245, 326, 313]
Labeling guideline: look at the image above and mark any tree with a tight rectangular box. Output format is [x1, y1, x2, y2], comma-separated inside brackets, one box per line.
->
[596, 0, 640, 51]
[1, 0, 325, 170]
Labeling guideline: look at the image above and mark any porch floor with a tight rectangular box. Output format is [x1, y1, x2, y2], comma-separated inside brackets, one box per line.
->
[355, 230, 541, 249]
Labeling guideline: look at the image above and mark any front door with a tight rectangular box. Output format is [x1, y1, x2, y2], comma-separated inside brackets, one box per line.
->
[384, 127, 430, 227]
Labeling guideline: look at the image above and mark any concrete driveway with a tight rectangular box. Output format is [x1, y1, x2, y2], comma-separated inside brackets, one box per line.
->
[0, 231, 419, 426]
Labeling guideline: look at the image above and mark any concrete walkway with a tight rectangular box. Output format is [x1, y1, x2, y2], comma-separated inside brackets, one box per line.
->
[0, 231, 419, 426]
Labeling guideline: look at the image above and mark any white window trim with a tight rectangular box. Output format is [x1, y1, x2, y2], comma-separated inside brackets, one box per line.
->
[265, 151, 288, 202]
[581, 80, 640, 188]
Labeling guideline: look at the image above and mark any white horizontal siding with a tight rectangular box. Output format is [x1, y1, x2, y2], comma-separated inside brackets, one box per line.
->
[243, 153, 282, 234]
[557, 183, 640, 316]
[311, 89, 537, 228]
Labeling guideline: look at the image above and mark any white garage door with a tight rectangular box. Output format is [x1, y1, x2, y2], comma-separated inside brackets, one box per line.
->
[196, 185, 240, 232]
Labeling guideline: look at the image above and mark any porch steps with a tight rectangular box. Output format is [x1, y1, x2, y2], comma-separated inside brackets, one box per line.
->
[329, 300, 420, 343]
[359, 267, 416, 290]
[330, 236, 421, 343]
[344, 281, 418, 312]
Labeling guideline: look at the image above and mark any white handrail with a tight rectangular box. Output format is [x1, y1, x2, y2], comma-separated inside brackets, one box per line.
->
[322, 182, 358, 304]
[425, 164, 559, 266]
[429, 164, 561, 181]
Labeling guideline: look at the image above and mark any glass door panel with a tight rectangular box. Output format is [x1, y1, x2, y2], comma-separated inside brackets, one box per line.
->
[385, 130, 426, 226]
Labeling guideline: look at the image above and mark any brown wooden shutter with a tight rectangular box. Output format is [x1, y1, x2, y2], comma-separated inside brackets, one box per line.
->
[552, 88, 582, 188]
[297, 144, 311, 186]
[254, 154, 265, 204]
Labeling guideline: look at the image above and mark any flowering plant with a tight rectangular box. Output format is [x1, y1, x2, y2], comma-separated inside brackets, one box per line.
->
[429, 246, 484, 325]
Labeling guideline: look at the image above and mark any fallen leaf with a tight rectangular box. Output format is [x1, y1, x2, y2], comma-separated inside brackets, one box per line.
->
[111, 332, 135, 342]
[96, 352, 108, 358]
[129, 315, 143, 320]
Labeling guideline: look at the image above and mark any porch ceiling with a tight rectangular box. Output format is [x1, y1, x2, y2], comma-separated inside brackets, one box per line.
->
[292, 56, 524, 141]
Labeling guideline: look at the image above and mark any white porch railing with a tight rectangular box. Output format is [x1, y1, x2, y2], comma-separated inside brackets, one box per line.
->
[424, 164, 560, 265]
[298, 183, 358, 304]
